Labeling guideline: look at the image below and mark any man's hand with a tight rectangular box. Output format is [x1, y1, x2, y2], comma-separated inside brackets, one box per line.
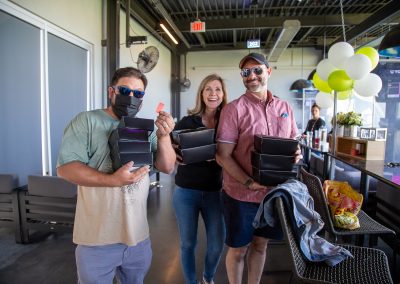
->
[112, 161, 150, 187]
[248, 181, 268, 191]
[155, 111, 175, 138]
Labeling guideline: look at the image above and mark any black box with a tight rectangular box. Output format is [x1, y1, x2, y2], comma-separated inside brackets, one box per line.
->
[116, 140, 151, 153]
[254, 135, 298, 155]
[110, 127, 149, 142]
[252, 167, 297, 186]
[121, 116, 154, 131]
[172, 128, 215, 149]
[112, 152, 153, 169]
[177, 144, 216, 164]
[251, 151, 294, 171]
[108, 117, 154, 171]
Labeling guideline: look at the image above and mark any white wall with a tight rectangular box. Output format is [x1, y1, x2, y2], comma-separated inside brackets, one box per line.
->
[181, 48, 322, 131]
[119, 10, 172, 121]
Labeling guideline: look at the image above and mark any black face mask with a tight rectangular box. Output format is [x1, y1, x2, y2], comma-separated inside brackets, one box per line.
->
[112, 95, 143, 119]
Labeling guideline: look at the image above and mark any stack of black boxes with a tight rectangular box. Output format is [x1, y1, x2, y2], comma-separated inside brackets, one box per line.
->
[251, 135, 299, 186]
[109, 116, 154, 171]
[171, 128, 216, 164]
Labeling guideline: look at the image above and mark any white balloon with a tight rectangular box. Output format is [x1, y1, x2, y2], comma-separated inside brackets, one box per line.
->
[354, 73, 383, 97]
[315, 91, 334, 108]
[328, 42, 354, 69]
[316, 59, 337, 81]
[344, 54, 372, 80]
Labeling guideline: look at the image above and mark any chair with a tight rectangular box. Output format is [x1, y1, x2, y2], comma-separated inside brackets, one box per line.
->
[374, 181, 400, 278]
[0, 174, 22, 243]
[275, 197, 393, 284]
[300, 168, 394, 245]
[19, 175, 77, 243]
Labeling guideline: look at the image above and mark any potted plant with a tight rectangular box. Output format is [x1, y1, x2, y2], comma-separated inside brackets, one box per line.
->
[335, 112, 346, 136]
[341, 111, 362, 137]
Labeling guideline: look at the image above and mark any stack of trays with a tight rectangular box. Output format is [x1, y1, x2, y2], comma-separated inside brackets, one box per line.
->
[171, 128, 216, 164]
[252, 135, 299, 186]
[109, 116, 154, 170]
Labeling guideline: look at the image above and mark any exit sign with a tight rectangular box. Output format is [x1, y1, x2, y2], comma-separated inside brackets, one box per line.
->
[190, 21, 206, 33]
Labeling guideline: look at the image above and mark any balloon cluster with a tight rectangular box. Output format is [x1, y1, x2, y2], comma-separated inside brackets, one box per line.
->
[314, 42, 382, 108]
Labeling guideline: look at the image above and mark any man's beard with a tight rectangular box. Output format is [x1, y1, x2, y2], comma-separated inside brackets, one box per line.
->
[245, 77, 267, 92]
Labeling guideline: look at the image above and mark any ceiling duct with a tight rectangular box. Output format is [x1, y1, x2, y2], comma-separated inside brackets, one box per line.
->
[267, 20, 300, 62]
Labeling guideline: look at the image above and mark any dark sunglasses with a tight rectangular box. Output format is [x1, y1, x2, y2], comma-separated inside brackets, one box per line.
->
[113, 86, 145, 98]
[240, 66, 264, 77]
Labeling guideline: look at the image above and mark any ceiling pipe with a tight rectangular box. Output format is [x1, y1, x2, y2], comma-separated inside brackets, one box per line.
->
[195, 34, 206, 48]
[146, 0, 191, 49]
[268, 20, 301, 62]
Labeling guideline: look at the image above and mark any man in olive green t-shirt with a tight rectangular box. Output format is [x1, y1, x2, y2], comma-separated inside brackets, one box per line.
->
[57, 67, 176, 284]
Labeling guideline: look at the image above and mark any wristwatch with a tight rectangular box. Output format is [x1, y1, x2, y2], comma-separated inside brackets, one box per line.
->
[243, 177, 254, 188]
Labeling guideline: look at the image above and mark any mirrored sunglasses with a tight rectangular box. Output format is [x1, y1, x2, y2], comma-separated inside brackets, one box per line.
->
[240, 66, 264, 77]
[113, 86, 145, 98]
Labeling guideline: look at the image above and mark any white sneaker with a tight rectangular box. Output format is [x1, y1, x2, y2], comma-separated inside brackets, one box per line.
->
[201, 278, 214, 284]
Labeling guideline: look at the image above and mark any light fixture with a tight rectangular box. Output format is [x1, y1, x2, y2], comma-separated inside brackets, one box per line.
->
[378, 24, 400, 58]
[160, 23, 179, 45]
[267, 20, 300, 62]
[290, 79, 314, 92]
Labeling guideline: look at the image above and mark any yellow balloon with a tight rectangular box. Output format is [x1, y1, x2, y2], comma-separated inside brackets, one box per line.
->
[356, 47, 379, 70]
[337, 90, 352, 100]
[328, 70, 354, 92]
[312, 72, 332, 93]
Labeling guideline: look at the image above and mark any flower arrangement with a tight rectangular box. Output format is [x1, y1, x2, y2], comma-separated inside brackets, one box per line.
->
[336, 111, 362, 126]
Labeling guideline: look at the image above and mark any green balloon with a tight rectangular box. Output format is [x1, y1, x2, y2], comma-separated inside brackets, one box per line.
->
[312, 72, 332, 93]
[356, 46, 379, 70]
[328, 70, 354, 92]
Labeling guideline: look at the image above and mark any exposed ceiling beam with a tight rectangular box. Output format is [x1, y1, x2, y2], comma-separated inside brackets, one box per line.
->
[175, 14, 372, 32]
[195, 33, 206, 47]
[122, 1, 175, 51]
[146, 0, 191, 49]
[333, 1, 400, 44]
[189, 42, 250, 51]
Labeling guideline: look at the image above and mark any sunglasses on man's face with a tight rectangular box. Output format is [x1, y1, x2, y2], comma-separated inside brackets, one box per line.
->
[113, 86, 145, 98]
[240, 66, 264, 77]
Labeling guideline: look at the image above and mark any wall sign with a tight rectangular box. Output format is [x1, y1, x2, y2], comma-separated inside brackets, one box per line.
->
[247, 39, 260, 49]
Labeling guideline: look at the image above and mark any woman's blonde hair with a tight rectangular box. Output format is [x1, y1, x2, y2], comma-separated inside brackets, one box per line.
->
[188, 74, 228, 117]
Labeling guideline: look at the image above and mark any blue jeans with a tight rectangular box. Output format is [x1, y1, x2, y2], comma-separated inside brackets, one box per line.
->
[75, 238, 152, 284]
[173, 187, 225, 284]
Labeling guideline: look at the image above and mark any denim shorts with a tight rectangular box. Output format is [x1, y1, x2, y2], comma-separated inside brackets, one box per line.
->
[76, 238, 152, 284]
[222, 190, 282, 248]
